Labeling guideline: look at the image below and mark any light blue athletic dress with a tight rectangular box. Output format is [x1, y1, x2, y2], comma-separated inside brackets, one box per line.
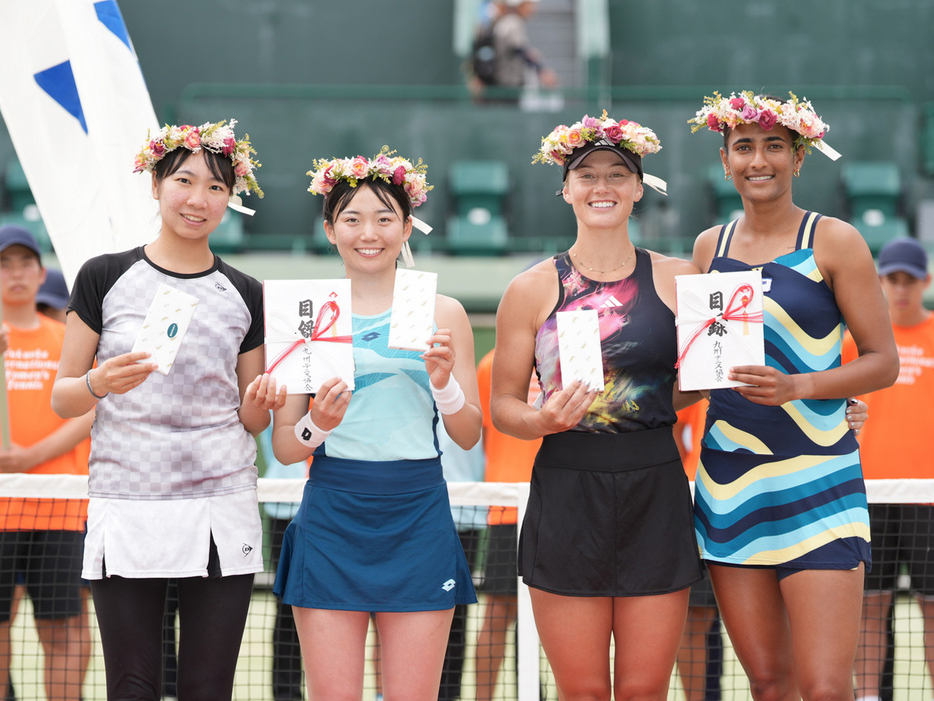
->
[274, 309, 477, 611]
[694, 212, 871, 570]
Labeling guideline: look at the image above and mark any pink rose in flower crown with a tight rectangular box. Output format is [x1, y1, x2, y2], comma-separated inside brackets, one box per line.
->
[392, 166, 406, 185]
[184, 129, 201, 150]
[603, 124, 624, 143]
[149, 140, 166, 158]
[707, 113, 723, 132]
[234, 159, 250, 177]
[757, 110, 777, 131]
[566, 128, 584, 148]
[349, 156, 369, 180]
[730, 97, 746, 111]
[741, 104, 758, 122]
[222, 137, 237, 157]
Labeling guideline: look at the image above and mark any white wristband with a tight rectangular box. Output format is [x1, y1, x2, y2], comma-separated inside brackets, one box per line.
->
[431, 374, 466, 415]
[294, 413, 332, 449]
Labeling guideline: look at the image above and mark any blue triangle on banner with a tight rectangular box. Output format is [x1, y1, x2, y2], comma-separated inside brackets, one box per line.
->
[33, 61, 88, 134]
[94, 0, 131, 50]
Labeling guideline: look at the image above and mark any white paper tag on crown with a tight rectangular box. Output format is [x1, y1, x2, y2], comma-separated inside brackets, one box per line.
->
[556, 309, 605, 392]
[389, 269, 437, 351]
[131, 283, 199, 375]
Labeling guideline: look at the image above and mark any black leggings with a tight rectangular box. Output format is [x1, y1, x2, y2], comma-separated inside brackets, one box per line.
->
[91, 574, 254, 701]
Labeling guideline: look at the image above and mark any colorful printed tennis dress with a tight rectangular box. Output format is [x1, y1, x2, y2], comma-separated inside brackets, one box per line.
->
[694, 212, 871, 569]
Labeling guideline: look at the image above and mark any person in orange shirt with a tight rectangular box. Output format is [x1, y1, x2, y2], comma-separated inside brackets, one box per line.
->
[0, 226, 94, 701]
[844, 238, 934, 701]
[474, 348, 540, 701]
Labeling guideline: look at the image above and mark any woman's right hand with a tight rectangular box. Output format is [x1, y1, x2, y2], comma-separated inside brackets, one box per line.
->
[532, 380, 598, 435]
[89, 352, 158, 395]
[309, 376, 352, 431]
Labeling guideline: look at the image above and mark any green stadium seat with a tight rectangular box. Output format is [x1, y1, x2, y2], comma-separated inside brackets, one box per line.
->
[310, 217, 332, 253]
[852, 216, 910, 255]
[210, 210, 245, 253]
[0, 210, 53, 253]
[841, 162, 902, 220]
[448, 161, 510, 255]
[243, 233, 309, 253]
[706, 164, 744, 223]
[449, 161, 509, 218]
[4, 156, 35, 213]
[446, 215, 508, 256]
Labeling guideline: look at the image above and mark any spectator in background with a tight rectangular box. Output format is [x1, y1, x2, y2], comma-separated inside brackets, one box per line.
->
[0, 226, 94, 701]
[470, 0, 557, 100]
[845, 238, 934, 701]
[474, 348, 540, 701]
[437, 420, 486, 701]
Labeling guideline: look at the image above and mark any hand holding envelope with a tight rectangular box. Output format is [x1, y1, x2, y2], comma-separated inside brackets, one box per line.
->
[675, 270, 765, 391]
[131, 283, 199, 375]
[389, 269, 438, 351]
[556, 309, 605, 392]
[264, 280, 355, 394]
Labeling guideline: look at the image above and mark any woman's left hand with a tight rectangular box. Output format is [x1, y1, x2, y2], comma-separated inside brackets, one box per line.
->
[729, 365, 807, 406]
[245, 373, 288, 411]
[422, 328, 455, 390]
[846, 398, 868, 436]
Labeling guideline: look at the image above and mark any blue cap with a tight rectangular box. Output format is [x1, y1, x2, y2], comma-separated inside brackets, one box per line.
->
[0, 224, 41, 260]
[36, 268, 69, 310]
[877, 237, 928, 280]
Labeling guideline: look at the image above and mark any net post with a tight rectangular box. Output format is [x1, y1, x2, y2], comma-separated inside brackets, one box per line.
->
[515, 481, 540, 700]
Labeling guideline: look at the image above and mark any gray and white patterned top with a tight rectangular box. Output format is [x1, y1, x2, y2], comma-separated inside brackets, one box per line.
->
[70, 247, 264, 499]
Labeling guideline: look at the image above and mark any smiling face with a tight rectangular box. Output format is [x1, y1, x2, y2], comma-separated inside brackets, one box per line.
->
[562, 149, 644, 230]
[152, 150, 231, 243]
[720, 123, 805, 205]
[323, 182, 412, 272]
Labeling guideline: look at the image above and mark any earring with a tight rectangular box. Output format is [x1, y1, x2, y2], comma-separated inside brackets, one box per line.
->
[793, 169, 800, 177]
[724, 173, 732, 181]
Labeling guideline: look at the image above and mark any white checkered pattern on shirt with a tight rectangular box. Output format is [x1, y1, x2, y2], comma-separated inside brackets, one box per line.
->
[70, 249, 263, 499]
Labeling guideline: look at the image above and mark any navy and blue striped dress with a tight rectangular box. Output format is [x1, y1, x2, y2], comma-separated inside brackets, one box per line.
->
[694, 212, 871, 569]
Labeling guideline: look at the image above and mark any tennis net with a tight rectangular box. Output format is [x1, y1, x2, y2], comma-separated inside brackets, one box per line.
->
[0, 475, 931, 700]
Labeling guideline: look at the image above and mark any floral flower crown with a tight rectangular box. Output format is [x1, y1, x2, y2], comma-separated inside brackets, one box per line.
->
[307, 146, 432, 208]
[133, 119, 263, 198]
[532, 110, 662, 167]
[689, 91, 840, 159]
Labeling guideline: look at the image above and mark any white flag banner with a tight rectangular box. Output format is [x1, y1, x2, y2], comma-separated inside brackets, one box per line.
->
[0, 0, 160, 287]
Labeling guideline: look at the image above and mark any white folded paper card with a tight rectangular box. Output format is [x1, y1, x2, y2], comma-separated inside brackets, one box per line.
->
[264, 279, 355, 394]
[675, 270, 765, 391]
[131, 283, 199, 375]
[556, 309, 605, 392]
[389, 269, 437, 351]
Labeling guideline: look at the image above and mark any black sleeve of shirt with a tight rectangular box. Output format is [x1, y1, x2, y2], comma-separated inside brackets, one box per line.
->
[216, 256, 265, 354]
[67, 248, 143, 335]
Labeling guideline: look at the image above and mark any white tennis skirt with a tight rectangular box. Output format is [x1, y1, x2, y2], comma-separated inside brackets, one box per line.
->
[82, 489, 264, 580]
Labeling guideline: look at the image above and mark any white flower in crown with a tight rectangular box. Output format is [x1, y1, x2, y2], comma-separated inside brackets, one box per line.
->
[306, 146, 432, 208]
[689, 91, 830, 153]
[532, 110, 662, 167]
[132, 119, 263, 198]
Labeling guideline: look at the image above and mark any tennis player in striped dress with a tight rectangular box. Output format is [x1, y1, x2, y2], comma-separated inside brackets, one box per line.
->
[689, 93, 899, 701]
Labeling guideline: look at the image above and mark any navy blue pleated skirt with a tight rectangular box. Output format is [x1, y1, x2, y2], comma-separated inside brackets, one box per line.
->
[274, 455, 477, 612]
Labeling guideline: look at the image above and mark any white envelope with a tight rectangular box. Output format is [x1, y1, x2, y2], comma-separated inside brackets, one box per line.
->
[264, 279, 355, 394]
[389, 269, 437, 351]
[131, 283, 199, 375]
[556, 309, 605, 392]
[675, 270, 765, 391]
